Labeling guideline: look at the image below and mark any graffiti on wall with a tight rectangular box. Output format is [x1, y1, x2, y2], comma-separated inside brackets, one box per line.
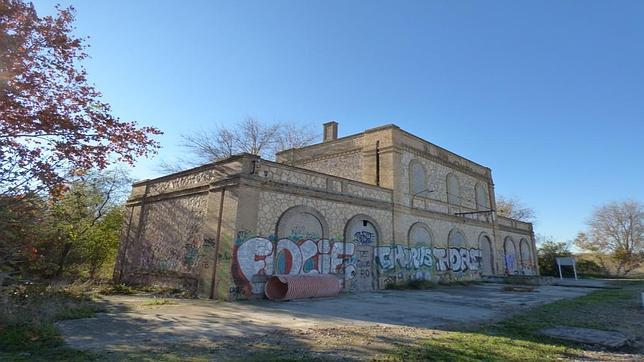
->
[233, 237, 356, 294]
[504, 255, 516, 274]
[232, 235, 485, 296]
[353, 231, 376, 245]
[374, 246, 482, 281]
[375, 245, 434, 281]
[434, 247, 482, 272]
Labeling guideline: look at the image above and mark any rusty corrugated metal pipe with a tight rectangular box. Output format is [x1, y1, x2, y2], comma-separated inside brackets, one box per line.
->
[265, 274, 342, 301]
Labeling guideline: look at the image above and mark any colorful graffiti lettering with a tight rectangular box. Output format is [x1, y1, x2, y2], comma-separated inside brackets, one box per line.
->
[233, 236, 484, 296]
[504, 255, 516, 274]
[233, 237, 356, 294]
[376, 246, 481, 273]
[183, 243, 199, 267]
[375, 245, 434, 270]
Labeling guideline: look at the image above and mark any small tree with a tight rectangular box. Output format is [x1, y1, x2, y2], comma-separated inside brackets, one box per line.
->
[0, 194, 47, 283]
[537, 236, 571, 276]
[19, 169, 131, 279]
[495, 195, 535, 222]
[575, 200, 643, 276]
[81, 206, 123, 279]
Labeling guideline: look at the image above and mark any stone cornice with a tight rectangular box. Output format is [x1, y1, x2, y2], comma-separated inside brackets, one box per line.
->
[237, 176, 393, 210]
[126, 184, 211, 206]
[496, 224, 534, 235]
[393, 203, 532, 235]
[288, 148, 363, 165]
[397, 144, 492, 183]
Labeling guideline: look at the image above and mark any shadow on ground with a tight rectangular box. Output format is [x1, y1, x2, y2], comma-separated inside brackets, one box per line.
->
[55, 281, 644, 361]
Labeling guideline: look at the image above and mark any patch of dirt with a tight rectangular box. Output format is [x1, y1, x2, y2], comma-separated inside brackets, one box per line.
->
[502, 285, 536, 292]
[104, 325, 644, 361]
[109, 325, 443, 361]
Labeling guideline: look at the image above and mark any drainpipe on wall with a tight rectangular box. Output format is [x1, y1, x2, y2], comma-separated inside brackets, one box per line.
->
[389, 191, 396, 288]
[375, 141, 380, 186]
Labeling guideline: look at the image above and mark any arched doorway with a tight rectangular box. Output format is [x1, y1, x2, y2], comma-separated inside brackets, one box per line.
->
[479, 234, 494, 275]
[504, 237, 518, 274]
[345, 215, 380, 291]
[520, 238, 531, 274]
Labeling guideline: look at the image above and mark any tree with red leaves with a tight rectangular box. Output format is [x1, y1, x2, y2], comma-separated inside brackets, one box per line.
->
[1, 1, 161, 283]
[0, 0, 161, 197]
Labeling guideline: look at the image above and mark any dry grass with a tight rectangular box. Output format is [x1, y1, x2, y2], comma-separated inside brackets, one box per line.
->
[0, 281, 103, 357]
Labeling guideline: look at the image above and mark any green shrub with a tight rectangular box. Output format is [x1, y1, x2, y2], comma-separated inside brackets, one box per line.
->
[0, 322, 61, 351]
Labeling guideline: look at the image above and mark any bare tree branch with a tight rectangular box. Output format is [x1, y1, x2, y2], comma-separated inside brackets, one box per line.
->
[575, 200, 643, 276]
[495, 195, 535, 222]
[163, 118, 319, 171]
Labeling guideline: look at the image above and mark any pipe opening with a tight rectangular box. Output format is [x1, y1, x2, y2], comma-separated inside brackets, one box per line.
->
[265, 276, 289, 300]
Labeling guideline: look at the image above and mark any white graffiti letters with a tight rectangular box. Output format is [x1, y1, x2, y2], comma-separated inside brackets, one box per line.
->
[375, 246, 481, 273]
[235, 237, 484, 295]
[236, 237, 274, 293]
[235, 237, 356, 294]
[441, 247, 481, 272]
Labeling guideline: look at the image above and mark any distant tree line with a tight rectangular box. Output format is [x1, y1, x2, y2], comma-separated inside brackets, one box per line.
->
[537, 200, 643, 278]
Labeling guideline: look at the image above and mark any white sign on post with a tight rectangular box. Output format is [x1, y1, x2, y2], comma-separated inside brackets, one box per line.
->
[555, 257, 578, 280]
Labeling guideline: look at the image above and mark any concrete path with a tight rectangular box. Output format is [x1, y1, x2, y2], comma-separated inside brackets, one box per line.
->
[551, 278, 617, 288]
[540, 327, 629, 348]
[57, 283, 594, 351]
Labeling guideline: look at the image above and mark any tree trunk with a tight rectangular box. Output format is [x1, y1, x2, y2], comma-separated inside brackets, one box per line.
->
[54, 242, 72, 278]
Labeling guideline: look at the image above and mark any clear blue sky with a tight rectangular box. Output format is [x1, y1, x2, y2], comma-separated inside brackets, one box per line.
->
[33, 1, 644, 244]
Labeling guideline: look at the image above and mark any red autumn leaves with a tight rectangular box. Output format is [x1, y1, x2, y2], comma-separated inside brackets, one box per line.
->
[1, 0, 161, 196]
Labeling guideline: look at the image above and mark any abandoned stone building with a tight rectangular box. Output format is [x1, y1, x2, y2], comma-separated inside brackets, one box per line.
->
[114, 122, 538, 300]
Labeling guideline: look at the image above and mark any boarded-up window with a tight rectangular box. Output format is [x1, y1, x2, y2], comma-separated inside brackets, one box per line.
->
[276, 206, 326, 240]
[408, 223, 432, 247]
[447, 228, 466, 247]
[446, 174, 460, 205]
[520, 239, 531, 265]
[409, 161, 426, 195]
[475, 183, 490, 210]
[345, 218, 378, 245]
[480, 235, 494, 275]
[504, 237, 518, 273]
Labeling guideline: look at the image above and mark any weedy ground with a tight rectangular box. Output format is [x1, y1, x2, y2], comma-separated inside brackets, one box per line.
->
[0, 280, 642, 361]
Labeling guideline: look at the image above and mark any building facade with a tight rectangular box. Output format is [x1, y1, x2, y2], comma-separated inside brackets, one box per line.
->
[114, 123, 538, 300]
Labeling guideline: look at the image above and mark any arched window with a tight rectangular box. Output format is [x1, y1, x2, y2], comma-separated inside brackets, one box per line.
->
[503, 237, 518, 274]
[475, 183, 490, 210]
[446, 173, 460, 205]
[345, 215, 379, 245]
[520, 238, 531, 267]
[447, 228, 467, 272]
[408, 222, 433, 247]
[409, 161, 427, 195]
[479, 234, 494, 275]
[447, 228, 466, 248]
[276, 206, 328, 240]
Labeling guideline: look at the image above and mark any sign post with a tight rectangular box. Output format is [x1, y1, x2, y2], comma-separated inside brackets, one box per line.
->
[555, 257, 577, 280]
